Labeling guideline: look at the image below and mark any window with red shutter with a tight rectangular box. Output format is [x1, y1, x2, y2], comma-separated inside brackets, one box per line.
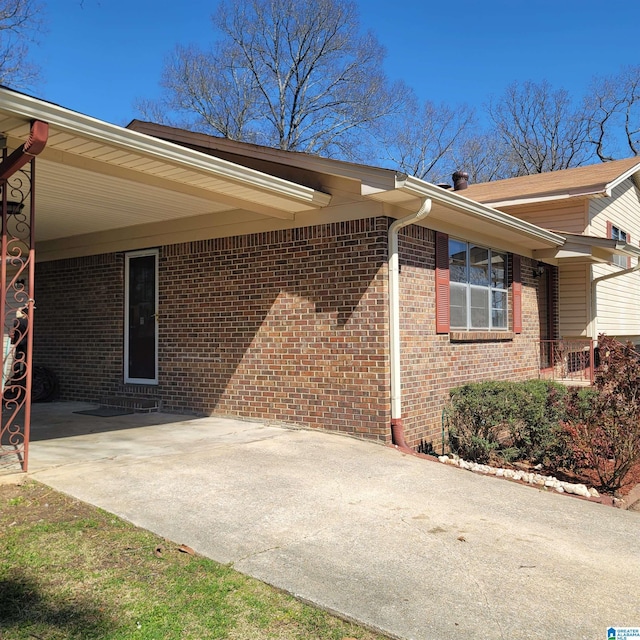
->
[436, 233, 519, 334]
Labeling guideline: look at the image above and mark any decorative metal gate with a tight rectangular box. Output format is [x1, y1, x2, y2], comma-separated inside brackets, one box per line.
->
[0, 121, 48, 473]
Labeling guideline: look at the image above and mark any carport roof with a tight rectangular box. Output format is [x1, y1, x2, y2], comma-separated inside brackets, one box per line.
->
[130, 120, 566, 255]
[0, 87, 568, 260]
[0, 86, 331, 243]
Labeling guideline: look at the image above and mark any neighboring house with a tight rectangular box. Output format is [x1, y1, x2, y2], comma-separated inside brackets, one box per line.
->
[2, 87, 636, 468]
[464, 159, 640, 365]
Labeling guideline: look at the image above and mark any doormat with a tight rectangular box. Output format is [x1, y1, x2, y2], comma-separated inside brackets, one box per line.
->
[73, 407, 135, 417]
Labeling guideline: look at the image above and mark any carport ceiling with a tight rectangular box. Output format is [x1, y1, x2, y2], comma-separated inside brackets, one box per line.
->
[26, 158, 236, 242]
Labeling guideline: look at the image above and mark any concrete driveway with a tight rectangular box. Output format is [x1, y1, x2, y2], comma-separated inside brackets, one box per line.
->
[18, 403, 640, 640]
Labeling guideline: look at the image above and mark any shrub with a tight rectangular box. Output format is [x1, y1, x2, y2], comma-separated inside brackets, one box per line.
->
[563, 335, 640, 492]
[447, 381, 514, 463]
[509, 380, 568, 467]
[446, 380, 567, 465]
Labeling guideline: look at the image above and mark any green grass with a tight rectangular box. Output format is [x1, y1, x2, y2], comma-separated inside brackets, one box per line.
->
[0, 481, 387, 640]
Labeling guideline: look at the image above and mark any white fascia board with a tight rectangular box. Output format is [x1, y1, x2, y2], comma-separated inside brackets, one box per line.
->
[0, 89, 331, 208]
[397, 176, 565, 247]
[561, 233, 640, 258]
[604, 164, 640, 196]
[480, 190, 607, 208]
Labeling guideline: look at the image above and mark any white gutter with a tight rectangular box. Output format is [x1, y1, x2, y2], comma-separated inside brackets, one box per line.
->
[388, 198, 432, 451]
[397, 176, 565, 247]
[590, 261, 640, 341]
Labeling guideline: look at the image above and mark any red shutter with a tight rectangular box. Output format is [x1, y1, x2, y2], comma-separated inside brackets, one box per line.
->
[606, 220, 612, 238]
[512, 254, 522, 334]
[435, 232, 450, 334]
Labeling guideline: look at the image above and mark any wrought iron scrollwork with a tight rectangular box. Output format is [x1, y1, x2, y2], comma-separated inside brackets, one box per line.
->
[0, 157, 34, 473]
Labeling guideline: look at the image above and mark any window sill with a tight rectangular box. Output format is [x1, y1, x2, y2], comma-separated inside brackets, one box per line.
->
[449, 331, 515, 342]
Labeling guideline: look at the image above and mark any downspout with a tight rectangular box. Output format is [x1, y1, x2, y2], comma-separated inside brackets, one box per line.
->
[591, 260, 640, 341]
[389, 198, 432, 452]
[0, 120, 49, 180]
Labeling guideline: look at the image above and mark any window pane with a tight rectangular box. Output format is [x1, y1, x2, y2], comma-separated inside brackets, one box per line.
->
[492, 290, 507, 328]
[469, 246, 489, 286]
[449, 239, 467, 283]
[470, 286, 489, 328]
[450, 283, 467, 328]
[491, 252, 507, 289]
[492, 309, 507, 328]
[612, 254, 626, 268]
[612, 226, 627, 242]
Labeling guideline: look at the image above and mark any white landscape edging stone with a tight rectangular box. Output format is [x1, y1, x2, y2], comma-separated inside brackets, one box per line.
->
[437, 455, 600, 499]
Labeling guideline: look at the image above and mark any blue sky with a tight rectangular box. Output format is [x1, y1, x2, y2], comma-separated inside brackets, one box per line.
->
[31, 0, 638, 127]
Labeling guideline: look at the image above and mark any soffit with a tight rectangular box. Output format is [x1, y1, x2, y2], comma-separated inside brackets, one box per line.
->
[533, 233, 640, 264]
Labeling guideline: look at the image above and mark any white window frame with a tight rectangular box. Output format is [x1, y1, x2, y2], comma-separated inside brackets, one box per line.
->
[611, 225, 628, 268]
[449, 239, 509, 331]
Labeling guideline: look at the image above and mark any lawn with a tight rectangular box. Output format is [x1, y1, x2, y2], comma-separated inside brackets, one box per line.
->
[0, 481, 389, 640]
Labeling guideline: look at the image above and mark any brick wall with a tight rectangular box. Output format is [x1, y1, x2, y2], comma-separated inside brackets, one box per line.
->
[158, 219, 390, 440]
[33, 218, 544, 450]
[34, 253, 124, 402]
[34, 219, 392, 442]
[397, 225, 542, 451]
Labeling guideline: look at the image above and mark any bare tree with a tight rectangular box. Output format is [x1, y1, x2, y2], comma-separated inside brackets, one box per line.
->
[586, 66, 640, 161]
[138, 0, 406, 159]
[137, 42, 261, 142]
[487, 80, 591, 176]
[450, 131, 517, 184]
[0, 0, 42, 89]
[375, 95, 475, 183]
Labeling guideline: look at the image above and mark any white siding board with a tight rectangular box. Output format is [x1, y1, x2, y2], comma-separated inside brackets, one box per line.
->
[595, 269, 640, 337]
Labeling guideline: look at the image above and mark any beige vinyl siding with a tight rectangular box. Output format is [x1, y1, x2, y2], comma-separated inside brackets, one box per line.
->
[589, 179, 640, 338]
[558, 263, 590, 337]
[588, 179, 640, 237]
[595, 267, 640, 337]
[500, 199, 588, 234]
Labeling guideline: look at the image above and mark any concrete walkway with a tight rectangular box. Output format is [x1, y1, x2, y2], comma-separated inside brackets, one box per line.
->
[15, 403, 640, 640]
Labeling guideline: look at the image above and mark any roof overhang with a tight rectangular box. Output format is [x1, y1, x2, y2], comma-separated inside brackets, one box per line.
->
[605, 164, 640, 196]
[127, 119, 400, 196]
[463, 159, 640, 208]
[0, 87, 331, 245]
[368, 175, 565, 254]
[533, 233, 640, 264]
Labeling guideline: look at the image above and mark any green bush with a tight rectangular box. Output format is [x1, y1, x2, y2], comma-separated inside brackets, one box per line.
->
[446, 380, 568, 466]
[446, 339, 640, 493]
[509, 380, 569, 466]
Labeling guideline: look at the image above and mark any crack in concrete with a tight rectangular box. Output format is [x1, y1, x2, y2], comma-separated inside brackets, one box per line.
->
[400, 514, 507, 640]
